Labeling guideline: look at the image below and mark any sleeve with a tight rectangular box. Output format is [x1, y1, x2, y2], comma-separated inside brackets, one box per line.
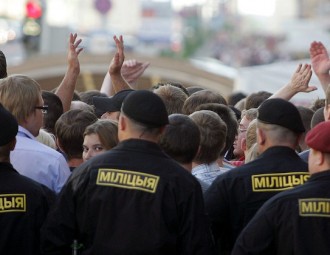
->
[204, 175, 233, 254]
[178, 180, 216, 255]
[53, 154, 71, 194]
[232, 201, 276, 255]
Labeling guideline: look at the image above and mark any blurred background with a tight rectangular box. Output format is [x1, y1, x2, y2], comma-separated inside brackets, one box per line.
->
[1, 0, 330, 103]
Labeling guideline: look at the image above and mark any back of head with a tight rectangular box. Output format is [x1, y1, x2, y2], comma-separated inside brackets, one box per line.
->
[121, 90, 169, 140]
[227, 91, 247, 106]
[196, 103, 238, 156]
[36, 129, 56, 150]
[79, 90, 107, 105]
[190, 110, 227, 164]
[0, 75, 41, 125]
[153, 84, 188, 115]
[311, 107, 325, 128]
[310, 98, 325, 112]
[183, 89, 227, 115]
[42, 91, 64, 134]
[70, 100, 95, 113]
[84, 119, 119, 150]
[0, 50, 7, 78]
[55, 109, 98, 159]
[153, 81, 189, 96]
[297, 106, 314, 134]
[245, 91, 272, 110]
[159, 114, 200, 164]
[186, 86, 205, 96]
[257, 98, 304, 147]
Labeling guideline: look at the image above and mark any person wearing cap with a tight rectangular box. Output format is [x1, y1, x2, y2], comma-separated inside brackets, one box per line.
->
[233, 120, 330, 254]
[93, 89, 133, 120]
[0, 103, 55, 255]
[205, 98, 309, 254]
[41, 90, 215, 254]
[0, 75, 71, 194]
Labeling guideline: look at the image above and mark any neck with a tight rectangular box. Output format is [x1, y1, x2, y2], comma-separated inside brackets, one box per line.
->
[68, 158, 84, 168]
[180, 162, 193, 173]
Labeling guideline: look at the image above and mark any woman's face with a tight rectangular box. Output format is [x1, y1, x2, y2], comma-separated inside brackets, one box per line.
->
[83, 133, 106, 162]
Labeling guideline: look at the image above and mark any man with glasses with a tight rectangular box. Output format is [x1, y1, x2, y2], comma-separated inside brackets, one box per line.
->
[0, 75, 71, 194]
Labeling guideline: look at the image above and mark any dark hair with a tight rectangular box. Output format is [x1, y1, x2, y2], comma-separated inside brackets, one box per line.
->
[311, 107, 325, 128]
[183, 89, 227, 115]
[310, 98, 325, 112]
[196, 103, 238, 156]
[245, 91, 272, 110]
[297, 106, 314, 133]
[159, 114, 200, 164]
[55, 109, 98, 160]
[227, 91, 247, 106]
[0, 51, 7, 78]
[186, 86, 205, 96]
[42, 91, 64, 134]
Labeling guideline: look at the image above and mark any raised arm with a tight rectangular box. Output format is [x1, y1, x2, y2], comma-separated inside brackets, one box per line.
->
[55, 33, 83, 112]
[270, 63, 316, 100]
[310, 41, 330, 92]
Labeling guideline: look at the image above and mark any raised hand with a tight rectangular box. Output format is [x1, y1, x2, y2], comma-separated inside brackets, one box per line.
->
[122, 59, 150, 84]
[68, 33, 83, 74]
[109, 35, 124, 76]
[289, 63, 317, 93]
[310, 41, 330, 75]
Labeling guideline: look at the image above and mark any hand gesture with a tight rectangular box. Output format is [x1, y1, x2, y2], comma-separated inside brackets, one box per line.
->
[309, 41, 330, 76]
[109, 35, 124, 76]
[290, 64, 317, 93]
[68, 33, 83, 74]
[122, 59, 150, 84]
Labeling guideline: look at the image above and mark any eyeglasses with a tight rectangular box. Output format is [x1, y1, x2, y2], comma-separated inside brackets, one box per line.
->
[35, 105, 48, 114]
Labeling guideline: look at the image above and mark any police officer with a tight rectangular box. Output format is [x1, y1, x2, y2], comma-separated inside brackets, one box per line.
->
[205, 98, 309, 254]
[0, 104, 55, 254]
[233, 120, 330, 254]
[41, 90, 215, 254]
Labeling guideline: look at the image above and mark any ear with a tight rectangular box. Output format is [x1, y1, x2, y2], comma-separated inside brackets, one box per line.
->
[316, 151, 325, 166]
[241, 137, 247, 151]
[324, 105, 330, 121]
[256, 128, 265, 146]
[118, 114, 126, 131]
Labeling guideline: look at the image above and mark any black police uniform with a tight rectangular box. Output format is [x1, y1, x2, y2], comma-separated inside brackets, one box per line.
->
[41, 139, 215, 255]
[0, 162, 55, 255]
[204, 146, 309, 254]
[233, 169, 330, 255]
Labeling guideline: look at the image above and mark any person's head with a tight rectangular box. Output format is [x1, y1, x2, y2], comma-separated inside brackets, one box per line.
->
[310, 98, 325, 112]
[0, 50, 7, 78]
[186, 86, 205, 96]
[256, 98, 304, 154]
[189, 110, 227, 164]
[306, 121, 330, 174]
[233, 108, 258, 159]
[323, 86, 330, 121]
[159, 114, 200, 171]
[0, 103, 18, 161]
[153, 84, 188, 115]
[245, 91, 272, 110]
[153, 81, 189, 97]
[70, 100, 95, 113]
[196, 103, 238, 157]
[83, 119, 118, 161]
[183, 89, 227, 115]
[311, 107, 325, 128]
[119, 90, 168, 143]
[227, 91, 247, 106]
[42, 91, 64, 135]
[0, 75, 44, 137]
[93, 89, 133, 120]
[55, 109, 98, 161]
[36, 128, 57, 150]
[79, 90, 108, 106]
[297, 106, 314, 152]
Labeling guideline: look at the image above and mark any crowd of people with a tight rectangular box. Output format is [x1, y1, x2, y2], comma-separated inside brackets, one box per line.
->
[1, 32, 330, 254]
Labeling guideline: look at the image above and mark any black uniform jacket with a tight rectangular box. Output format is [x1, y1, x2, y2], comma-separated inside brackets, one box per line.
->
[41, 139, 215, 255]
[233, 169, 330, 255]
[0, 162, 55, 255]
[204, 146, 309, 254]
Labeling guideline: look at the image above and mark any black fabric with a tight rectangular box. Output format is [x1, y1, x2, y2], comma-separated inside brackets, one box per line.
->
[93, 89, 133, 114]
[122, 90, 169, 127]
[0, 103, 18, 146]
[233, 170, 330, 255]
[41, 139, 215, 255]
[258, 98, 305, 133]
[0, 162, 55, 255]
[205, 146, 309, 254]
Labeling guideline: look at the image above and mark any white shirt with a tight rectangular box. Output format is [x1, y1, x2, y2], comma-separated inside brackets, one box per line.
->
[192, 161, 229, 186]
[11, 126, 71, 194]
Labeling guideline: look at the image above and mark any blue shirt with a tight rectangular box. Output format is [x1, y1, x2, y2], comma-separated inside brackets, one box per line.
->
[192, 161, 229, 186]
[10, 126, 71, 194]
